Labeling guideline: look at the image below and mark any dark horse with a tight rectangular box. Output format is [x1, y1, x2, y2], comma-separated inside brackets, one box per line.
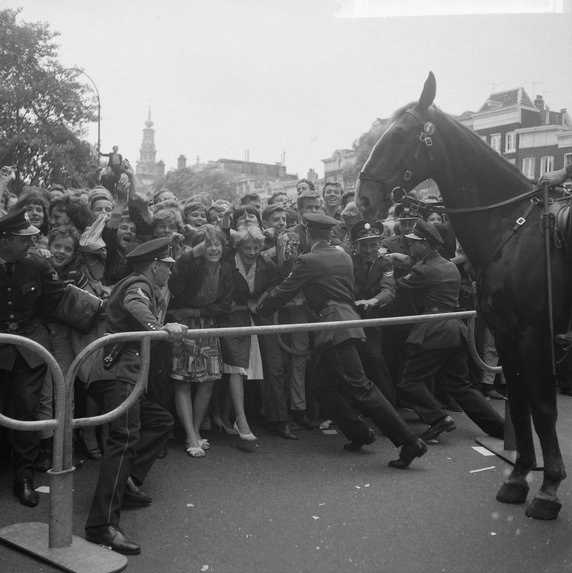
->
[356, 72, 569, 520]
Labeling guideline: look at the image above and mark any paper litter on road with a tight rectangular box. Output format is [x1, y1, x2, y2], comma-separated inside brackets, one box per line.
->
[200, 566, 209, 571]
[322, 429, 338, 435]
[470, 466, 496, 473]
[187, 503, 194, 507]
[36, 486, 50, 493]
[312, 516, 320, 520]
[472, 446, 496, 456]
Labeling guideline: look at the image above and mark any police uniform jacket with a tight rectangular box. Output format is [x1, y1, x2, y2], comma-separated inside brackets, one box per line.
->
[0, 253, 65, 369]
[397, 251, 467, 349]
[352, 254, 395, 318]
[88, 273, 163, 385]
[258, 242, 364, 352]
[381, 234, 412, 279]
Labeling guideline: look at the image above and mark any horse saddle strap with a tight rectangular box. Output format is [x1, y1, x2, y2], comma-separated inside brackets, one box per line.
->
[488, 201, 538, 265]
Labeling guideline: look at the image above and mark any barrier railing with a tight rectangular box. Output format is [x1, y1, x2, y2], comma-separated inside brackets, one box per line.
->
[0, 309, 501, 572]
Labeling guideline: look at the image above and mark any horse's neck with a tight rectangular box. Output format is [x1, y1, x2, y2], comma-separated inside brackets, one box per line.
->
[433, 124, 531, 270]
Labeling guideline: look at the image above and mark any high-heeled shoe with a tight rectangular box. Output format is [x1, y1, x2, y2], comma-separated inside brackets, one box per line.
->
[233, 421, 257, 441]
[212, 415, 238, 435]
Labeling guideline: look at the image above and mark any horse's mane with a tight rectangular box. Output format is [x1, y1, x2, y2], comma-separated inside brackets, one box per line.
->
[394, 102, 534, 186]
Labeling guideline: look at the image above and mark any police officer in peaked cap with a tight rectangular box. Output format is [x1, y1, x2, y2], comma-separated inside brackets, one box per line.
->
[0, 209, 67, 507]
[84, 236, 187, 555]
[256, 213, 428, 469]
[395, 219, 504, 443]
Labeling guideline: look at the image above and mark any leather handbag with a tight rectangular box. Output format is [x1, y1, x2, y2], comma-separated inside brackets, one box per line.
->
[54, 284, 103, 334]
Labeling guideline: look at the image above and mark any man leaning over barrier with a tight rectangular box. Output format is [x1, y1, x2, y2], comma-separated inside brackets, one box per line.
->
[84, 237, 187, 555]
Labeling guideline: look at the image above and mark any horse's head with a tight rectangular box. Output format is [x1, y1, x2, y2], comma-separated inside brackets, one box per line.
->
[356, 72, 438, 221]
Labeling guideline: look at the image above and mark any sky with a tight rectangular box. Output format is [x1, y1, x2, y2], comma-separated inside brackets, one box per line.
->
[6, 0, 572, 179]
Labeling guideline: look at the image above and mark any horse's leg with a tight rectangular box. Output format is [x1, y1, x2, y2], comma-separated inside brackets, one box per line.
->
[494, 343, 535, 504]
[522, 340, 566, 520]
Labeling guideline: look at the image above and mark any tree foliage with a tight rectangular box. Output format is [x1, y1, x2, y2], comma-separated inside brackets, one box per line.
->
[0, 8, 97, 191]
[154, 167, 239, 203]
[341, 119, 388, 190]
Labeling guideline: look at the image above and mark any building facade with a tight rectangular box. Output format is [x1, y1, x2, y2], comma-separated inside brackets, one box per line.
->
[459, 88, 572, 180]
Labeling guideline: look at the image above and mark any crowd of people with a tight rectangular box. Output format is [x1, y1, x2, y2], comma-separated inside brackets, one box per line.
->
[4, 159, 562, 555]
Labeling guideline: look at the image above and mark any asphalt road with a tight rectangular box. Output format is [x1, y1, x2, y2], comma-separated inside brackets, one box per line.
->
[1, 397, 571, 573]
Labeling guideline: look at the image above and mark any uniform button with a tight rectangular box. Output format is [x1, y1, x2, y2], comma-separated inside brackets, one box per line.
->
[9, 314, 15, 319]
[7, 301, 12, 305]
[6, 288, 11, 292]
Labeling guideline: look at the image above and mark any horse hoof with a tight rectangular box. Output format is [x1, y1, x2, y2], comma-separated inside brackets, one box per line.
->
[496, 482, 529, 504]
[525, 497, 562, 520]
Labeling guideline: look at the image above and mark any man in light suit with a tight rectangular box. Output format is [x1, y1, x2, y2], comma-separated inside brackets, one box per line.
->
[396, 220, 504, 442]
[256, 213, 427, 469]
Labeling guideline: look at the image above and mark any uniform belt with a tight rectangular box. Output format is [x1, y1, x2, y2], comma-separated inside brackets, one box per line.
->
[0, 319, 38, 334]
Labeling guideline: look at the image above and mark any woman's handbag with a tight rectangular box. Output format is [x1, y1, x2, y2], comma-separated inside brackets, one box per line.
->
[54, 284, 103, 334]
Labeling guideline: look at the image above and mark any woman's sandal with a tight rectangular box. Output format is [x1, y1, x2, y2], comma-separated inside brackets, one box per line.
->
[185, 446, 205, 458]
[199, 439, 210, 450]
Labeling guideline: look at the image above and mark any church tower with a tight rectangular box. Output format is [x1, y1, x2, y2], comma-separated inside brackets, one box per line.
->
[135, 109, 165, 187]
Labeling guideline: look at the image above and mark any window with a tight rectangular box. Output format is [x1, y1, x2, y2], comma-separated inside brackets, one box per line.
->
[564, 153, 572, 167]
[490, 134, 501, 153]
[540, 156, 554, 175]
[505, 131, 516, 153]
[522, 157, 535, 178]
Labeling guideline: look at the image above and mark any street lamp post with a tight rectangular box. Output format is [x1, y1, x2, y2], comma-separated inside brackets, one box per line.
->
[72, 68, 101, 156]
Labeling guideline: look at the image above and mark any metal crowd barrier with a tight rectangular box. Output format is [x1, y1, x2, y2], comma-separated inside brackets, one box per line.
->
[0, 310, 501, 572]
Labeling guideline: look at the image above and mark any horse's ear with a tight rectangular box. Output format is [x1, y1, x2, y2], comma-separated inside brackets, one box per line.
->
[417, 71, 436, 111]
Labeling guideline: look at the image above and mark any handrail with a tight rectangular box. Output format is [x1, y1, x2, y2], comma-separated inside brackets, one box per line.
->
[0, 309, 500, 568]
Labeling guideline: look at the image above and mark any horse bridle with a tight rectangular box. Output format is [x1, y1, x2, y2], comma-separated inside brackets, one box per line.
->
[358, 108, 435, 203]
[358, 107, 551, 216]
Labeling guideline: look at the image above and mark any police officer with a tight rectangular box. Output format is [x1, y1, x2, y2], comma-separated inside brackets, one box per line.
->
[351, 220, 397, 404]
[396, 220, 504, 442]
[84, 237, 187, 555]
[0, 209, 65, 507]
[256, 213, 427, 469]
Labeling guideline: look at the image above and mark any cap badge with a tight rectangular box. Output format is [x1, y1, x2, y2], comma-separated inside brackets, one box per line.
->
[364, 223, 370, 230]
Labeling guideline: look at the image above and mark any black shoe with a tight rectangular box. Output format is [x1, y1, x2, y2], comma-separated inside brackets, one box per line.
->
[272, 422, 299, 440]
[344, 428, 376, 451]
[419, 415, 456, 442]
[388, 437, 428, 469]
[292, 412, 318, 431]
[123, 477, 151, 507]
[85, 525, 141, 555]
[14, 478, 39, 507]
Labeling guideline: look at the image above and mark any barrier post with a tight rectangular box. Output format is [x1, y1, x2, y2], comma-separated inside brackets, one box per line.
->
[0, 333, 130, 573]
[1, 310, 533, 571]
